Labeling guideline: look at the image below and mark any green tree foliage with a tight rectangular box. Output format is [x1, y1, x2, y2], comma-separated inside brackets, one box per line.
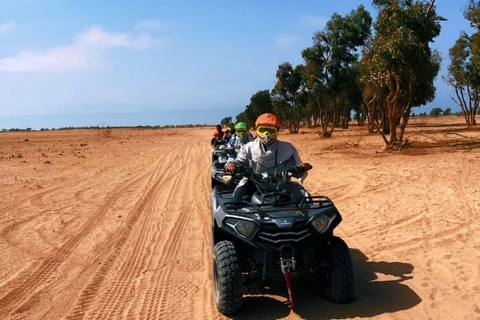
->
[360, 0, 443, 148]
[429, 107, 443, 116]
[249, 90, 274, 116]
[464, 0, 480, 29]
[302, 5, 372, 137]
[272, 62, 305, 133]
[444, 107, 452, 115]
[236, 90, 274, 128]
[444, 1, 480, 126]
[220, 116, 232, 126]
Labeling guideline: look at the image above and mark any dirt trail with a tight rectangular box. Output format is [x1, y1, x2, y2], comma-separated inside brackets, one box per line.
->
[1, 119, 480, 320]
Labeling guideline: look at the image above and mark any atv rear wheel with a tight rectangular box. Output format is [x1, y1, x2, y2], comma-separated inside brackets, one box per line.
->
[314, 236, 356, 303]
[213, 240, 243, 314]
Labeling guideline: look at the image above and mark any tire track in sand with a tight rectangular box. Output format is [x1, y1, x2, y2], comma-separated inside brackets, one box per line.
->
[134, 144, 201, 320]
[190, 152, 225, 320]
[128, 138, 220, 320]
[62, 143, 190, 320]
[0, 168, 155, 317]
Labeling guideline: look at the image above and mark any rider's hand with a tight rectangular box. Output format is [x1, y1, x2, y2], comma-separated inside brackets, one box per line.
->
[225, 162, 236, 174]
[233, 145, 241, 150]
[300, 163, 312, 171]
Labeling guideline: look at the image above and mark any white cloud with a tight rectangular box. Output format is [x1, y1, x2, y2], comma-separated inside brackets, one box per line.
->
[76, 26, 155, 50]
[275, 34, 299, 50]
[0, 25, 156, 73]
[0, 45, 90, 73]
[0, 22, 28, 34]
[300, 15, 328, 29]
[135, 19, 168, 31]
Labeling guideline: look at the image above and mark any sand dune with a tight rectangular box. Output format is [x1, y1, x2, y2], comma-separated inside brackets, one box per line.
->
[0, 117, 479, 320]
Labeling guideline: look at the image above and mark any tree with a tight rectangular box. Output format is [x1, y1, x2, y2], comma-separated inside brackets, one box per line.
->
[236, 90, 274, 128]
[464, 0, 480, 28]
[429, 107, 443, 116]
[248, 90, 274, 116]
[220, 117, 232, 126]
[302, 5, 372, 137]
[272, 62, 305, 133]
[444, 107, 452, 115]
[360, 0, 443, 148]
[444, 1, 480, 126]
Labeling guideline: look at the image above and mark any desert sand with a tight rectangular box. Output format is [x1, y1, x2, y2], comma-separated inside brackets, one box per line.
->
[0, 116, 479, 320]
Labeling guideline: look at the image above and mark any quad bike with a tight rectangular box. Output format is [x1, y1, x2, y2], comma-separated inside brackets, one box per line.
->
[211, 140, 230, 163]
[210, 164, 356, 314]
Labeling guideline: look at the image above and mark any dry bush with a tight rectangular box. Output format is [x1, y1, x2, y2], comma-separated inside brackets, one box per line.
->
[98, 126, 113, 138]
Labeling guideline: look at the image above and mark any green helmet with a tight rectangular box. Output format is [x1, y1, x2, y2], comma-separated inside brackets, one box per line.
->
[235, 122, 248, 140]
[235, 122, 247, 130]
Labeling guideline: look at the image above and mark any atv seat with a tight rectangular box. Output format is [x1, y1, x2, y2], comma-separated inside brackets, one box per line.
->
[280, 182, 307, 203]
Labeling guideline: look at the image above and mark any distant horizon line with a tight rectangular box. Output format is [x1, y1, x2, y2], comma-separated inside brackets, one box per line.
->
[0, 107, 244, 131]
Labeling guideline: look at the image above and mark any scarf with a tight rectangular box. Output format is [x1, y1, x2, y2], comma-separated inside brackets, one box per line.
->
[250, 139, 300, 172]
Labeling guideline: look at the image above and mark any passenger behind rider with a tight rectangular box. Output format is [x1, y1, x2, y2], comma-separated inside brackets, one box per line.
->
[226, 123, 235, 139]
[225, 113, 312, 201]
[212, 125, 226, 150]
[224, 129, 233, 143]
[226, 122, 254, 161]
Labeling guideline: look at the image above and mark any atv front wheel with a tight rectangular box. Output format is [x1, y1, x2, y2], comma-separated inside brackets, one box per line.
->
[213, 240, 243, 314]
[314, 236, 356, 303]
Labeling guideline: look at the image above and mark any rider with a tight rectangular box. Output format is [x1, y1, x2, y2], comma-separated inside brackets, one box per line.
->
[227, 123, 235, 135]
[223, 123, 235, 143]
[225, 113, 312, 201]
[224, 128, 233, 143]
[212, 125, 226, 150]
[226, 122, 254, 161]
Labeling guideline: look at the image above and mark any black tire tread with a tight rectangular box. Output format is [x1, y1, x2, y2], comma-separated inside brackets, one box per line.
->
[213, 240, 243, 314]
[326, 236, 356, 303]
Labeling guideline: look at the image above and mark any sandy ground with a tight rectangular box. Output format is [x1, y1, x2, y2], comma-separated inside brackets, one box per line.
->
[0, 116, 479, 320]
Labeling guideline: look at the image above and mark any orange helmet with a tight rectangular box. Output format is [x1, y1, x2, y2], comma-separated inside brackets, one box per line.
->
[255, 113, 280, 128]
[256, 113, 279, 145]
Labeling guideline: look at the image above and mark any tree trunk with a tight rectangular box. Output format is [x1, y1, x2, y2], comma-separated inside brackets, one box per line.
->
[398, 69, 415, 143]
[469, 108, 476, 126]
[327, 94, 338, 137]
[320, 98, 330, 137]
[386, 72, 402, 146]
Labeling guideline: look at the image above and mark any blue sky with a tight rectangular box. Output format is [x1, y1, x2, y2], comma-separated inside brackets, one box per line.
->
[0, 0, 475, 129]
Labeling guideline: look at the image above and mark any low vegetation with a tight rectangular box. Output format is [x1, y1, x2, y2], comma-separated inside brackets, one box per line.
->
[0, 124, 212, 133]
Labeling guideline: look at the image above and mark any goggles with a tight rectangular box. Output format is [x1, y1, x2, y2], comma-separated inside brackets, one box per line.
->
[257, 126, 278, 136]
[236, 129, 248, 134]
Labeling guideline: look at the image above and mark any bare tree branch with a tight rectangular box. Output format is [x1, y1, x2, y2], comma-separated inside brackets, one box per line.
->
[426, 0, 436, 17]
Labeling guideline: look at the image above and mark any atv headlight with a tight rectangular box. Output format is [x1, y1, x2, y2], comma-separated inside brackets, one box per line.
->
[311, 213, 336, 233]
[226, 218, 256, 238]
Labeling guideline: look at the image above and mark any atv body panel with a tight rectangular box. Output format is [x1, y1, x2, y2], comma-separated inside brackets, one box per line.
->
[211, 182, 341, 279]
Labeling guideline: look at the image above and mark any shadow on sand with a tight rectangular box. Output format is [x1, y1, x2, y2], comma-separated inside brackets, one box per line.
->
[228, 248, 421, 320]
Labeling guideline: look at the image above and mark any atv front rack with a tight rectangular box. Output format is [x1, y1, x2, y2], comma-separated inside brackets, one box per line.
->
[223, 195, 333, 215]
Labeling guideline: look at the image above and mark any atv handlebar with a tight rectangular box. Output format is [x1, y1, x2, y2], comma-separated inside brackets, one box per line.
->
[225, 164, 306, 181]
